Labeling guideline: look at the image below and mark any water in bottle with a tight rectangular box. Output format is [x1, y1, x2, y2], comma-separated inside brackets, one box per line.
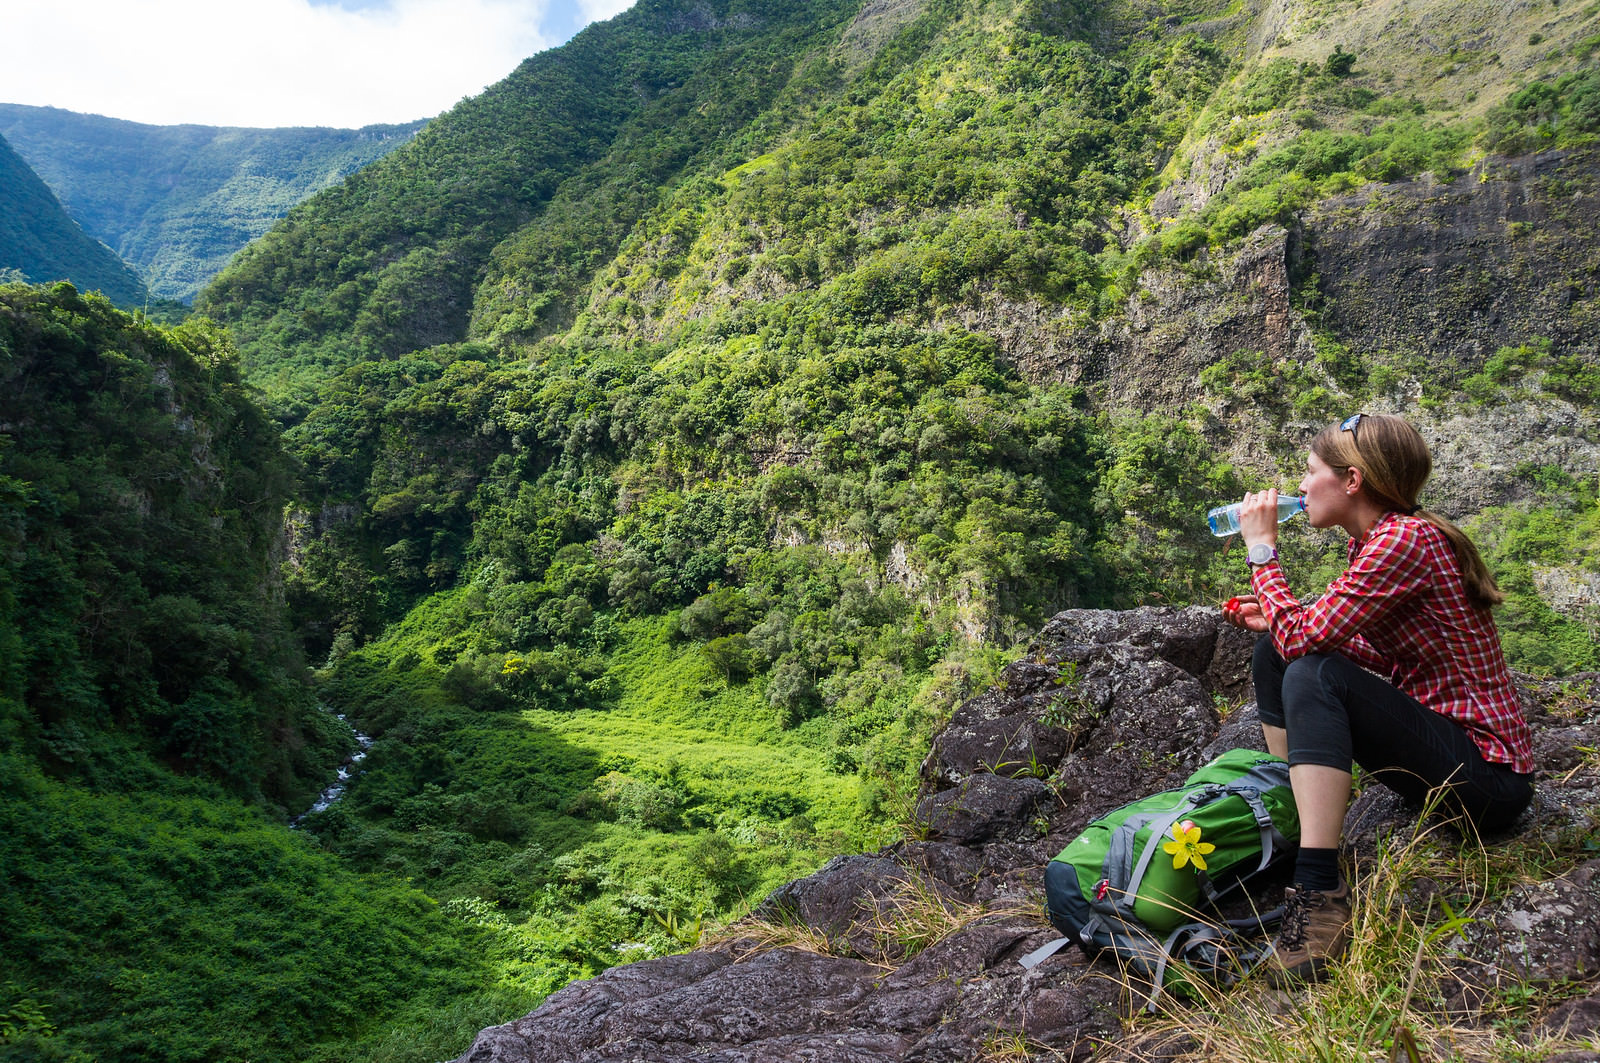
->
[1207, 495, 1305, 537]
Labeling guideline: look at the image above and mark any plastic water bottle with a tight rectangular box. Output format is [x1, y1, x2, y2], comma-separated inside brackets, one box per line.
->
[1206, 495, 1305, 537]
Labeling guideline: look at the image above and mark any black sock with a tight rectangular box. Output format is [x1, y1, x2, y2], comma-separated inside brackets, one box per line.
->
[1294, 847, 1341, 892]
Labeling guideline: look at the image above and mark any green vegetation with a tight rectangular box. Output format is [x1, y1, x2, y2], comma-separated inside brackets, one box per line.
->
[1484, 65, 1600, 154]
[301, 608, 917, 989]
[1468, 476, 1600, 675]
[0, 285, 507, 1063]
[0, 104, 425, 302]
[0, 136, 146, 306]
[1146, 53, 1476, 255]
[6, 0, 1600, 1059]
[198, 0, 866, 409]
[0, 756, 502, 1063]
[0, 282, 326, 800]
[272, 324, 1136, 992]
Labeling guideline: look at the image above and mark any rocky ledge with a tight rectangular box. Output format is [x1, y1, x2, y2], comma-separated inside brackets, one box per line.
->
[453, 607, 1600, 1062]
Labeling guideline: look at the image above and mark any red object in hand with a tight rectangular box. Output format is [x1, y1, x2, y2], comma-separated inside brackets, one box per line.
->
[1224, 597, 1243, 613]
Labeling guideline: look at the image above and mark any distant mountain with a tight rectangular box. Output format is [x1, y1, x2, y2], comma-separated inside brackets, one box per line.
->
[0, 104, 426, 302]
[0, 131, 147, 305]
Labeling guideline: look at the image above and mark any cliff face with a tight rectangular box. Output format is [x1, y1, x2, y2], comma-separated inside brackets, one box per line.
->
[985, 221, 1303, 406]
[976, 144, 1600, 526]
[452, 608, 1600, 1063]
[1302, 147, 1600, 373]
[1002, 146, 1600, 408]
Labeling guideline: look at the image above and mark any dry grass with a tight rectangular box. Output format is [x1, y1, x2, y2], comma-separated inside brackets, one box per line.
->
[709, 914, 866, 964]
[1261, 0, 1600, 119]
[715, 867, 1032, 969]
[852, 868, 1039, 963]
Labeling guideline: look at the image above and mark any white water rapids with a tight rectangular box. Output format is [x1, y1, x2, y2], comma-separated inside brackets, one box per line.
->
[291, 712, 372, 826]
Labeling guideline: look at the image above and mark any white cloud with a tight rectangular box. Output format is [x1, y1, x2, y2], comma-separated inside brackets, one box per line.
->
[577, 0, 635, 20]
[0, 0, 631, 128]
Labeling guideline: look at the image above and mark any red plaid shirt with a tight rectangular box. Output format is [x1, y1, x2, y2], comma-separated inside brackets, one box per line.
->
[1251, 511, 1534, 774]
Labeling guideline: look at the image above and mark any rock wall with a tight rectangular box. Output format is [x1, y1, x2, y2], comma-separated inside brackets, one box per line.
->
[1303, 147, 1600, 373]
[964, 223, 1305, 409]
[983, 146, 1600, 414]
[451, 607, 1600, 1062]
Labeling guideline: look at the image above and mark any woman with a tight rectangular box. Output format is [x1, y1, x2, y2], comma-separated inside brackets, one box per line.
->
[1222, 413, 1534, 985]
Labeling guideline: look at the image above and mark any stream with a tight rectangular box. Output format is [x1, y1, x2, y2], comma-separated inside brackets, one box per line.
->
[291, 711, 373, 826]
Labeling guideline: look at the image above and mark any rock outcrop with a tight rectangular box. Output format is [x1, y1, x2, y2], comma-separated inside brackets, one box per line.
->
[1306, 148, 1600, 375]
[453, 608, 1600, 1062]
[995, 146, 1600, 411]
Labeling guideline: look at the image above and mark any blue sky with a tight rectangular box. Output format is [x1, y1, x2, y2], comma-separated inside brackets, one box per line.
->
[0, 0, 636, 128]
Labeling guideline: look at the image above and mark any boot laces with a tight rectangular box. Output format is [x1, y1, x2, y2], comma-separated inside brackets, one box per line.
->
[1278, 888, 1324, 950]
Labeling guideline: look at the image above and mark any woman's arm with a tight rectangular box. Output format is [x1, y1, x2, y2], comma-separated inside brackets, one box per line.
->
[1336, 630, 1393, 673]
[1252, 520, 1431, 660]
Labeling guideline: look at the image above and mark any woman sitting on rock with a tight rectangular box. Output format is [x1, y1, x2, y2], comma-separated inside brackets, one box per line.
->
[1221, 412, 1534, 985]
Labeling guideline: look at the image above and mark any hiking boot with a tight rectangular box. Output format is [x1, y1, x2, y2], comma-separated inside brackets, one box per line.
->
[1263, 881, 1352, 986]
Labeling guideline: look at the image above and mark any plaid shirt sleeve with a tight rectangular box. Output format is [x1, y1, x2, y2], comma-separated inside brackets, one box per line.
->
[1250, 521, 1432, 660]
[1334, 629, 1391, 674]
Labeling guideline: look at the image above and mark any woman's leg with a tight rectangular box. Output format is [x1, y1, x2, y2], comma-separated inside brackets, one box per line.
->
[1253, 636, 1533, 830]
[1254, 638, 1350, 849]
[1290, 765, 1354, 849]
[1252, 638, 1354, 983]
[1278, 651, 1533, 831]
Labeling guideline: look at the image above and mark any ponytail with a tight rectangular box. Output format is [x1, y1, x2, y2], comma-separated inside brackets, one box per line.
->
[1413, 508, 1505, 611]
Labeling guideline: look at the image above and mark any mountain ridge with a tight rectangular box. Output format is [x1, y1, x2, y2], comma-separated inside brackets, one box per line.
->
[0, 103, 426, 302]
[198, 0, 864, 403]
[0, 132, 147, 305]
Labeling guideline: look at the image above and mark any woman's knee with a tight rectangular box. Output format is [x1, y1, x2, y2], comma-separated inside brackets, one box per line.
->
[1280, 653, 1341, 709]
[1277, 654, 1357, 769]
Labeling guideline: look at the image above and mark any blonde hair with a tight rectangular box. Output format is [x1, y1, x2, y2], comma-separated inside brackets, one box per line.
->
[1310, 414, 1505, 610]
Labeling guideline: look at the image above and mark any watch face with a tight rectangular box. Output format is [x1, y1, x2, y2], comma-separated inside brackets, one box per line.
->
[1248, 544, 1275, 565]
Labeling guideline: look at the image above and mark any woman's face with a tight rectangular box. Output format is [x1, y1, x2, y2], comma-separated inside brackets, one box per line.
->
[1298, 449, 1354, 528]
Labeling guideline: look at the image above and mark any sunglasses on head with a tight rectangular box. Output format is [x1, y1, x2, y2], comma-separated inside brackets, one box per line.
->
[1340, 413, 1365, 439]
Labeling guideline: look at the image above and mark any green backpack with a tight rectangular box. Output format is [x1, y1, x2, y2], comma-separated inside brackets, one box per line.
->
[1024, 749, 1300, 1005]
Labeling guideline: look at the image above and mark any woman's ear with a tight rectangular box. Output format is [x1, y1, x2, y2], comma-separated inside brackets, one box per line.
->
[1345, 466, 1364, 495]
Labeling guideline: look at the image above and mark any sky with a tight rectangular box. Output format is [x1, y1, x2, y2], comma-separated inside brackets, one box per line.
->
[0, 0, 637, 129]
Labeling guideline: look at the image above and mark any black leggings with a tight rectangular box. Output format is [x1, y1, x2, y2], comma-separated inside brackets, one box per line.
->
[1253, 637, 1534, 832]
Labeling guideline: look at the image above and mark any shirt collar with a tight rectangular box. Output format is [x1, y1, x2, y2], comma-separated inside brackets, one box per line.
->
[1349, 509, 1406, 551]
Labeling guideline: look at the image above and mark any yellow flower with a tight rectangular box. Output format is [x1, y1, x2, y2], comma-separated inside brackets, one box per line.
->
[1162, 819, 1216, 871]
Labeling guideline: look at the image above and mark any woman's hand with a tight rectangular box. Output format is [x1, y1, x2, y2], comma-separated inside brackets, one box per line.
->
[1222, 594, 1269, 633]
[1237, 488, 1280, 550]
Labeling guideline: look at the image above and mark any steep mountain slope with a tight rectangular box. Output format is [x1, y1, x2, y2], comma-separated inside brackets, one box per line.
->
[0, 104, 425, 302]
[197, 0, 862, 403]
[0, 283, 508, 1063]
[0, 282, 319, 798]
[0, 133, 148, 305]
[205, 0, 1600, 638]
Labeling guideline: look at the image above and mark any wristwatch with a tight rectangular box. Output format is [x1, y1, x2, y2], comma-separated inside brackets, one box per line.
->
[1246, 543, 1277, 566]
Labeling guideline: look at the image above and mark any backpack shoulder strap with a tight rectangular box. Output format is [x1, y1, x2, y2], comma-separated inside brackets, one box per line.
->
[1018, 935, 1074, 970]
[1101, 786, 1219, 916]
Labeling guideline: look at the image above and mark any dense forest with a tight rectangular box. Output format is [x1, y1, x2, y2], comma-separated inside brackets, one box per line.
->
[0, 105, 425, 303]
[4, 0, 1600, 1059]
